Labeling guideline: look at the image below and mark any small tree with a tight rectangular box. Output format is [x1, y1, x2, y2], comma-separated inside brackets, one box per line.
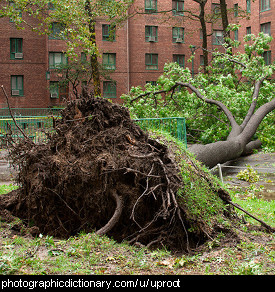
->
[123, 33, 275, 168]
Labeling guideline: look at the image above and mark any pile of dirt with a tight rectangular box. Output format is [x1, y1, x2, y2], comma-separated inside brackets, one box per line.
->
[0, 92, 237, 252]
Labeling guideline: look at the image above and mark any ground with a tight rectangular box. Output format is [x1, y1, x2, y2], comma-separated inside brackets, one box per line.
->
[0, 150, 274, 275]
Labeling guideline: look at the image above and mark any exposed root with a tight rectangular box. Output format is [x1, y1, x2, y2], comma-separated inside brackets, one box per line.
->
[96, 190, 123, 235]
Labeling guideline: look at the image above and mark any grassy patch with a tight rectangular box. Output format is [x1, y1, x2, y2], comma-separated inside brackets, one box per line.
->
[150, 130, 229, 231]
[0, 183, 18, 195]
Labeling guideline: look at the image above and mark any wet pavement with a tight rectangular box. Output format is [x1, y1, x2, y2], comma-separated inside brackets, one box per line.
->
[0, 150, 17, 185]
[212, 152, 275, 200]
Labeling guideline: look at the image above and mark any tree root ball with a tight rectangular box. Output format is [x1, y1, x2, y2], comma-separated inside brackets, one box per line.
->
[0, 92, 238, 252]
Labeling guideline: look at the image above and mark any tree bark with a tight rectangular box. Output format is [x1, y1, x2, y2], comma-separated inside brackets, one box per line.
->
[193, 0, 209, 73]
[219, 0, 232, 53]
[85, 0, 101, 97]
[173, 81, 274, 168]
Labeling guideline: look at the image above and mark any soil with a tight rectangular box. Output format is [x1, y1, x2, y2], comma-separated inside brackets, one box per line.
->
[0, 93, 270, 254]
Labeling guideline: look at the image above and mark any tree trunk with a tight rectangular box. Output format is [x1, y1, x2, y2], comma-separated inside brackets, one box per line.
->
[189, 97, 275, 168]
[199, 0, 209, 72]
[193, 0, 209, 73]
[85, 0, 101, 97]
[219, 0, 232, 53]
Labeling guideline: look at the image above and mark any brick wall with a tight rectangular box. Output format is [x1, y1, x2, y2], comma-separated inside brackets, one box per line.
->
[0, 0, 274, 108]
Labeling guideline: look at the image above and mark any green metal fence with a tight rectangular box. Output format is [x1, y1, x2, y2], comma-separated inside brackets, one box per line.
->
[134, 117, 187, 146]
[0, 111, 187, 146]
[0, 116, 54, 143]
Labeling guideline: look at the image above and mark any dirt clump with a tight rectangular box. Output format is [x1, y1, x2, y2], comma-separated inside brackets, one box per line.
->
[0, 92, 237, 252]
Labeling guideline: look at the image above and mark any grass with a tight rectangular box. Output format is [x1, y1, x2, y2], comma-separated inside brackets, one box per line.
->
[0, 181, 274, 275]
[0, 183, 18, 194]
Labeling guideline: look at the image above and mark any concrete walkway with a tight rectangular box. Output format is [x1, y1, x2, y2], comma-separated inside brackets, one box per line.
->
[0, 150, 17, 185]
[212, 152, 275, 200]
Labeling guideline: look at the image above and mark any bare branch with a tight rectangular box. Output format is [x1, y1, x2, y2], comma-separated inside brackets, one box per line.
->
[176, 82, 239, 129]
[240, 76, 267, 130]
[0, 85, 34, 143]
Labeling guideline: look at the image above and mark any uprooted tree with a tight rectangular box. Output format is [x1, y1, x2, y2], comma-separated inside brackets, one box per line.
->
[123, 33, 275, 168]
[0, 90, 274, 253]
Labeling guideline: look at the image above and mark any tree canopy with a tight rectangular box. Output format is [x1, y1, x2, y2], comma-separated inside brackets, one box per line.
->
[122, 32, 275, 153]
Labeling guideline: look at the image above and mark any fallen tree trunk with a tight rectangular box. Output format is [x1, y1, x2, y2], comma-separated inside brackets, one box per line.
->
[174, 80, 275, 168]
[189, 96, 275, 168]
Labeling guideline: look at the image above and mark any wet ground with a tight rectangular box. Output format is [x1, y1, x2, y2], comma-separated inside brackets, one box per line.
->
[1, 149, 274, 200]
[212, 152, 275, 200]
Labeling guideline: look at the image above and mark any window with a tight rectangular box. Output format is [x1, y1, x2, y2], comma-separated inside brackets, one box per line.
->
[261, 22, 271, 36]
[81, 52, 87, 63]
[234, 4, 239, 17]
[173, 54, 185, 67]
[49, 22, 66, 39]
[48, 2, 55, 10]
[172, 27, 184, 43]
[212, 3, 221, 15]
[213, 30, 224, 45]
[50, 82, 68, 99]
[145, 26, 158, 42]
[10, 38, 23, 59]
[246, 0, 251, 13]
[49, 52, 67, 69]
[102, 24, 116, 41]
[260, 0, 270, 12]
[246, 26, 251, 35]
[145, 0, 157, 13]
[103, 81, 116, 98]
[200, 55, 204, 66]
[50, 81, 59, 98]
[234, 29, 239, 41]
[11, 75, 23, 96]
[102, 53, 116, 70]
[146, 81, 157, 86]
[172, 0, 184, 16]
[145, 53, 158, 70]
[9, 1, 22, 22]
[263, 51, 271, 65]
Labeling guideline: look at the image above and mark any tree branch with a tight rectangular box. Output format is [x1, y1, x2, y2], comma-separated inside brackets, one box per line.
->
[176, 82, 239, 130]
[1, 85, 34, 143]
[130, 85, 178, 104]
[240, 97, 275, 145]
[240, 76, 267, 130]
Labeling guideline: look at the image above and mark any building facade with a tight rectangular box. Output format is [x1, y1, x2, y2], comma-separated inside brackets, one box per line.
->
[0, 0, 274, 108]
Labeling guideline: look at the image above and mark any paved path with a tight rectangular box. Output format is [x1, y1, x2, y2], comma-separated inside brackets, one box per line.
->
[213, 152, 275, 200]
[0, 150, 16, 185]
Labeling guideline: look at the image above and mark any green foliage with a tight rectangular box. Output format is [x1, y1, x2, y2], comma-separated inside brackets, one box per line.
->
[0, 0, 133, 59]
[0, 184, 18, 195]
[122, 33, 275, 151]
[236, 165, 260, 183]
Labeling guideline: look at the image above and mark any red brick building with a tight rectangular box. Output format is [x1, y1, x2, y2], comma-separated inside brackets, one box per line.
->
[0, 0, 274, 108]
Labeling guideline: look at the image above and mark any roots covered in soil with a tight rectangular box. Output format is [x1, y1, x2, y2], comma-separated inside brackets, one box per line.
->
[0, 92, 239, 252]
